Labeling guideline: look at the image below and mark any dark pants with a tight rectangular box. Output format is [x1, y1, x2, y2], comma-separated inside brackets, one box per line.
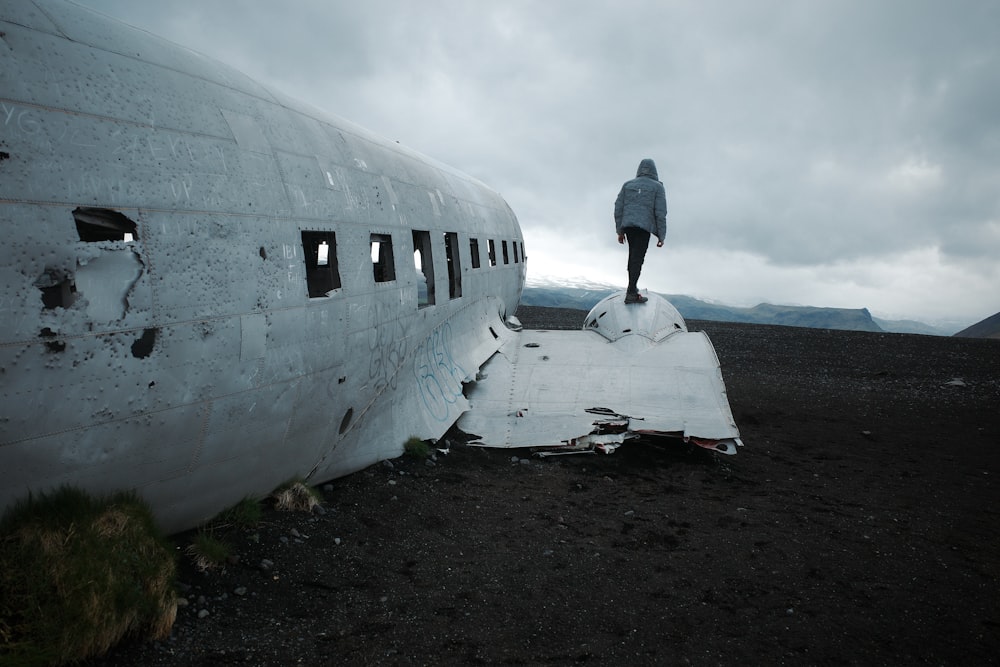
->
[624, 227, 651, 294]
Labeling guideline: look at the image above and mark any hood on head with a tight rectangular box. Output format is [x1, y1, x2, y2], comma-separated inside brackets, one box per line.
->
[636, 158, 658, 180]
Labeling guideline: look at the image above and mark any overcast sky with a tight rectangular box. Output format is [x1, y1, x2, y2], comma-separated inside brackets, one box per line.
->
[76, 0, 999, 326]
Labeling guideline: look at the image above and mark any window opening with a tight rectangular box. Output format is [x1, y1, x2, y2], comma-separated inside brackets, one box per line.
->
[371, 233, 396, 283]
[469, 238, 481, 269]
[502, 240, 509, 264]
[444, 232, 462, 299]
[513, 241, 520, 263]
[412, 230, 435, 307]
[302, 231, 341, 297]
[488, 239, 497, 267]
[73, 207, 137, 242]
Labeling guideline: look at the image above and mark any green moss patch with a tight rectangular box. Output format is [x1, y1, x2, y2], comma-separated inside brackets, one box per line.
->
[404, 436, 431, 459]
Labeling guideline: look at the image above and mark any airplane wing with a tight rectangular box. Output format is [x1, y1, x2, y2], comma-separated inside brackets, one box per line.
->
[457, 292, 742, 455]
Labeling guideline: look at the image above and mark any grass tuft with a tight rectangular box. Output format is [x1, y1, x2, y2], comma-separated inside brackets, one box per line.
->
[185, 530, 230, 571]
[271, 479, 321, 513]
[0, 486, 177, 666]
[218, 496, 263, 529]
[404, 436, 431, 459]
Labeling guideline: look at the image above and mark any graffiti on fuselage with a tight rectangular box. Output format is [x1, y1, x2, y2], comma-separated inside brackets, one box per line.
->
[367, 303, 407, 394]
[413, 321, 466, 422]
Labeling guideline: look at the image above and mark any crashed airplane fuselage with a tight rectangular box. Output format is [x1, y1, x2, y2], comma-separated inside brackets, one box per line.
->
[1, 0, 524, 532]
[0, 1, 739, 534]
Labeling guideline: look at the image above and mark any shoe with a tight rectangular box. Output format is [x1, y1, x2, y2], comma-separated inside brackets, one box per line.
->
[624, 292, 647, 304]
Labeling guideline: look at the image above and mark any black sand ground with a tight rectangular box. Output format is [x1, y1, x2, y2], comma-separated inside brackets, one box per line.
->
[85, 307, 1000, 666]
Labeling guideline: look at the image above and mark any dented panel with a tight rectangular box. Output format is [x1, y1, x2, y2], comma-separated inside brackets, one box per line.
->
[74, 247, 144, 322]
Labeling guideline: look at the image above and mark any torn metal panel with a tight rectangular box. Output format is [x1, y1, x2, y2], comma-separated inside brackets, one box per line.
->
[458, 292, 742, 455]
[74, 246, 143, 322]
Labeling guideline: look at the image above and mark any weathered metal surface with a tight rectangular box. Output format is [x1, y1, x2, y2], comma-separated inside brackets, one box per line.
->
[0, 1, 741, 534]
[458, 292, 742, 455]
[0, 0, 525, 532]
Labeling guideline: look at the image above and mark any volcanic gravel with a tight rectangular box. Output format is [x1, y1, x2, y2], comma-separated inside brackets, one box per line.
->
[84, 306, 1000, 666]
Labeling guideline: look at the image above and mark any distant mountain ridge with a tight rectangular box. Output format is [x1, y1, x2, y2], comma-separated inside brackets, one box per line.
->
[668, 294, 882, 331]
[954, 312, 1000, 340]
[520, 282, 957, 336]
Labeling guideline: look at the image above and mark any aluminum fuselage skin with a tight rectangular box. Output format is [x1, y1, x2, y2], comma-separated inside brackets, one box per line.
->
[1, 1, 525, 532]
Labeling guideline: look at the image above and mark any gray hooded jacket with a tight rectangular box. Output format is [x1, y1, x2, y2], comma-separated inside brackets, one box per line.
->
[614, 158, 667, 242]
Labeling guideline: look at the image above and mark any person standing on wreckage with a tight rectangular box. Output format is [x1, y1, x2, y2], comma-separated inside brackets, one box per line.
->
[614, 158, 667, 304]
